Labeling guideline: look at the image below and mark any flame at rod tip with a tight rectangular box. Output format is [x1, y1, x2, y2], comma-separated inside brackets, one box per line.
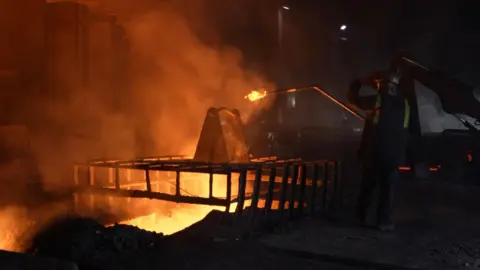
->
[245, 90, 267, 102]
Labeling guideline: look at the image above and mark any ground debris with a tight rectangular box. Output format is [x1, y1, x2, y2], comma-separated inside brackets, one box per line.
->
[427, 240, 480, 269]
[26, 216, 164, 270]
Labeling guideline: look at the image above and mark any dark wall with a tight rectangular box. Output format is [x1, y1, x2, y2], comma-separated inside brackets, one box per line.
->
[0, 0, 46, 124]
[193, 0, 480, 96]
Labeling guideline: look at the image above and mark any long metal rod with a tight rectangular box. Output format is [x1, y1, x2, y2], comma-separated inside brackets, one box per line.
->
[266, 85, 364, 120]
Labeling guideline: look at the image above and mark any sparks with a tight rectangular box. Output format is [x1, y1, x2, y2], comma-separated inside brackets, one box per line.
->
[245, 90, 267, 102]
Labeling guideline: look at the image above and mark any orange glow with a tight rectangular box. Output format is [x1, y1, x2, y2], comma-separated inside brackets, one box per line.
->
[110, 168, 288, 235]
[0, 0, 278, 251]
[0, 227, 21, 251]
[116, 205, 227, 235]
[245, 90, 267, 102]
[0, 69, 18, 78]
[110, 168, 245, 235]
[116, 198, 279, 235]
[398, 166, 439, 172]
[0, 207, 36, 251]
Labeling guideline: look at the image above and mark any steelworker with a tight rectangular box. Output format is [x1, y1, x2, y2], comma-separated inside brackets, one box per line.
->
[347, 67, 411, 231]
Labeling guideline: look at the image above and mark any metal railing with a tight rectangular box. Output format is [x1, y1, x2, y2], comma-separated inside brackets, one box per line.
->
[73, 156, 342, 223]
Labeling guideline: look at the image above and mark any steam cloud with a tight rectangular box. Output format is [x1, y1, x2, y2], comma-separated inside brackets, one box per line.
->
[0, 0, 274, 250]
[123, 1, 272, 155]
[26, 0, 274, 189]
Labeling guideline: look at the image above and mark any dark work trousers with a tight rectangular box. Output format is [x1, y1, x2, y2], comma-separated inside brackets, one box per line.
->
[356, 155, 400, 225]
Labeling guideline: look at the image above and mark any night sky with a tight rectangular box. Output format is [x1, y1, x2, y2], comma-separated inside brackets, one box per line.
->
[197, 0, 480, 94]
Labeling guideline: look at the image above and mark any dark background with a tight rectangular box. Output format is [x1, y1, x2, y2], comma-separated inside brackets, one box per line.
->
[195, 0, 480, 97]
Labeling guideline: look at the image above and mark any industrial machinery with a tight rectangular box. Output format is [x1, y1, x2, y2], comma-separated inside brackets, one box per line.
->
[244, 55, 480, 182]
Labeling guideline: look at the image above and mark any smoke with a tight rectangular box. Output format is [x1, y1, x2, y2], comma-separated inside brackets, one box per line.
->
[0, 0, 274, 248]
[121, 1, 273, 155]
[14, 0, 273, 189]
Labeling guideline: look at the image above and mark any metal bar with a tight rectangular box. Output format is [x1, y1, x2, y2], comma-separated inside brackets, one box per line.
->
[87, 157, 302, 167]
[279, 165, 290, 220]
[175, 169, 180, 197]
[73, 165, 79, 186]
[73, 165, 79, 211]
[337, 161, 343, 208]
[230, 188, 281, 203]
[84, 159, 306, 172]
[264, 167, 277, 217]
[225, 170, 232, 213]
[322, 161, 329, 210]
[126, 169, 131, 204]
[77, 186, 229, 207]
[88, 166, 95, 210]
[209, 170, 213, 198]
[310, 163, 319, 214]
[235, 168, 248, 215]
[331, 161, 339, 210]
[108, 168, 114, 208]
[298, 164, 307, 215]
[114, 167, 120, 190]
[88, 166, 94, 186]
[104, 179, 180, 189]
[265, 85, 364, 120]
[145, 169, 152, 193]
[250, 165, 263, 216]
[289, 164, 299, 219]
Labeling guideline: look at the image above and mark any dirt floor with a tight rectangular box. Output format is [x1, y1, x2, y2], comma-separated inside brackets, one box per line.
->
[137, 179, 480, 270]
[20, 176, 480, 270]
[260, 180, 480, 270]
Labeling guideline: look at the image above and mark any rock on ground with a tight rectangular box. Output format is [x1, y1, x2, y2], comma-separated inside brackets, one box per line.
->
[26, 216, 164, 270]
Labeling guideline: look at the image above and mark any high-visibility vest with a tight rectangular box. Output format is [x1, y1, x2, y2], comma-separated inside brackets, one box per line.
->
[372, 94, 410, 129]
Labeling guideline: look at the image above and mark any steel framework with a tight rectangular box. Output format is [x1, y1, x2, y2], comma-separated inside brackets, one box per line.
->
[73, 156, 342, 219]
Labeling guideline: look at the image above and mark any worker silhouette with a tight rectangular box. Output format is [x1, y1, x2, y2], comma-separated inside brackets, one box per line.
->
[347, 67, 411, 231]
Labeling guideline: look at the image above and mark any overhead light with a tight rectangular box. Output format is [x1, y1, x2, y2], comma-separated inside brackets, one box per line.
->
[340, 25, 347, 30]
[282, 6, 290, 10]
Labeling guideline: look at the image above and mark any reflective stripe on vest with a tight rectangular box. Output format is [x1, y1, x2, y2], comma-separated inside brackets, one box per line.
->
[372, 94, 410, 129]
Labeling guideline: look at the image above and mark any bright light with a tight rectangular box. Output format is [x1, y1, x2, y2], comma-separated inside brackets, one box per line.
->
[245, 90, 267, 102]
[282, 6, 290, 10]
[340, 25, 347, 30]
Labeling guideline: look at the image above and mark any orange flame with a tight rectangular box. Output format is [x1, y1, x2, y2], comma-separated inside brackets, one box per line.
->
[108, 169, 245, 235]
[245, 90, 267, 102]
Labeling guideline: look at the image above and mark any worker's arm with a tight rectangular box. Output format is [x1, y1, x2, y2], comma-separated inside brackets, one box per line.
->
[347, 79, 377, 111]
